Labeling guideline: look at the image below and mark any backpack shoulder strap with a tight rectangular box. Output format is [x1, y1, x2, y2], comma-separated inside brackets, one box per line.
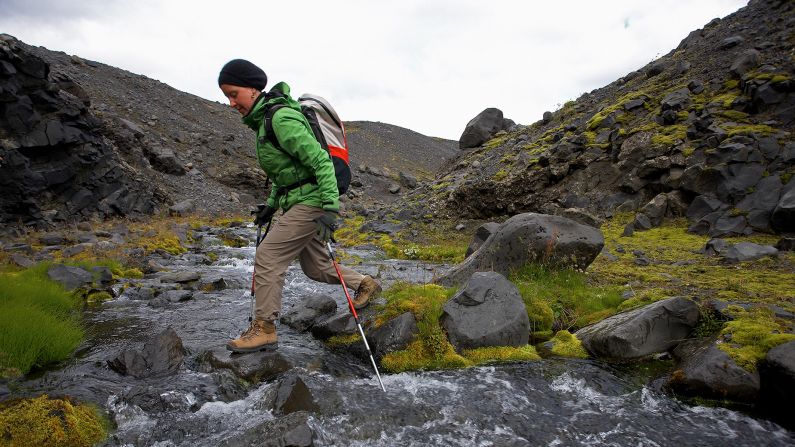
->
[264, 104, 300, 162]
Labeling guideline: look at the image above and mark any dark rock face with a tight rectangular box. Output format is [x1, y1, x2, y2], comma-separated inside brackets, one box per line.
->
[0, 35, 159, 227]
[281, 294, 337, 332]
[722, 242, 778, 263]
[440, 272, 529, 352]
[310, 312, 356, 340]
[771, 181, 795, 232]
[464, 222, 500, 258]
[668, 338, 760, 403]
[107, 327, 186, 378]
[459, 108, 505, 149]
[437, 213, 604, 287]
[368, 312, 419, 360]
[576, 297, 700, 359]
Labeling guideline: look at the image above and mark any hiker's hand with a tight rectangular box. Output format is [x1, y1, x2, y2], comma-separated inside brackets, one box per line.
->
[313, 211, 338, 242]
[252, 204, 276, 226]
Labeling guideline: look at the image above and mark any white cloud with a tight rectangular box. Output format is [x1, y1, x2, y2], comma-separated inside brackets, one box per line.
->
[0, 0, 747, 139]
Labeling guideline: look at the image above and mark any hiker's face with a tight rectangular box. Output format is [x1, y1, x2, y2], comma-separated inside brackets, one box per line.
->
[220, 84, 260, 115]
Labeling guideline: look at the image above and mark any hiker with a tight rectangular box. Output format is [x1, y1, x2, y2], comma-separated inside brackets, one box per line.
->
[218, 59, 381, 353]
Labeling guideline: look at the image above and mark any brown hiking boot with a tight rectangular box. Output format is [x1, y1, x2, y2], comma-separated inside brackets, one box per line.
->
[226, 319, 278, 353]
[353, 276, 381, 310]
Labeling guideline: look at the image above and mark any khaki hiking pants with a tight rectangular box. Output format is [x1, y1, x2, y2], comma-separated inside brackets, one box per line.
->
[253, 204, 365, 322]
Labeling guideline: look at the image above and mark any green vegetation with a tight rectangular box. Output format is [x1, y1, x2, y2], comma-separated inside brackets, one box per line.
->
[0, 395, 108, 447]
[0, 264, 84, 377]
[376, 283, 540, 372]
[718, 307, 795, 371]
[549, 330, 588, 358]
[510, 264, 624, 331]
[335, 216, 469, 263]
[650, 124, 687, 146]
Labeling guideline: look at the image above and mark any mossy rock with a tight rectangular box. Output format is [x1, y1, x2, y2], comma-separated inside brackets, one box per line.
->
[0, 395, 108, 447]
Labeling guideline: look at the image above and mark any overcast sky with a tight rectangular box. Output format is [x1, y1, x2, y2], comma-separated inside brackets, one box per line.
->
[1, 0, 747, 139]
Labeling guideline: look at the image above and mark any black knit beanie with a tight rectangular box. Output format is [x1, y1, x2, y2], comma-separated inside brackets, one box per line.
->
[218, 59, 268, 90]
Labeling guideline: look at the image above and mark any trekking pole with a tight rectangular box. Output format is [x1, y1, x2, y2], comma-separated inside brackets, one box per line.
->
[325, 241, 386, 392]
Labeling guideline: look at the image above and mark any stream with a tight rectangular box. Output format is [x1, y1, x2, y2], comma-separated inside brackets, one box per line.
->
[9, 225, 795, 446]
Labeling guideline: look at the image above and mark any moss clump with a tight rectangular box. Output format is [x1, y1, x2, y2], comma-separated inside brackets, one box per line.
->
[0, 264, 84, 376]
[718, 307, 795, 371]
[493, 169, 509, 181]
[650, 124, 687, 146]
[549, 330, 589, 358]
[0, 395, 108, 447]
[462, 345, 540, 365]
[86, 291, 113, 303]
[725, 123, 778, 137]
[219, 235, 247, 248]
[325, 332, 362, 347]
[511, 264, 624, 330]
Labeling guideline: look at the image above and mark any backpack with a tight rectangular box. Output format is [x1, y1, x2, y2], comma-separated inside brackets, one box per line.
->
[264, 93, 351, 196]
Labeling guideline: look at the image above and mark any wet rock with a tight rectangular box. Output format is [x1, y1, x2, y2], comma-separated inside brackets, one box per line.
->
[576, 297, 700, 359]
[464, 222, 499, 258]
[311, 312, 356, 340]
[199, 277, 229, 292]
[108, 327, 186, 378]
[722, 242, 778, 263]
[200, 348, 291, 383]
[169, 199, 195, 217]
[123, 286, 155, 301]
[218, 411, 315, 447]
[668, 338, 759, 403]
[280, 294, 337, 332]
[459, 108, 504, 149]
[437, 213, 604, 287]
[272, 373, 320, 415]
[759, 341, 795, 414]
[441, 272, 529, 352]
[161, 289, 193, 303]
[368, 312, 419, 360]
[47, 264, 93, 290]
[159, 271, 200, 283]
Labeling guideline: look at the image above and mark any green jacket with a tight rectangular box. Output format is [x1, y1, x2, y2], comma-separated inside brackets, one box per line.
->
[242, 82, 339, 213]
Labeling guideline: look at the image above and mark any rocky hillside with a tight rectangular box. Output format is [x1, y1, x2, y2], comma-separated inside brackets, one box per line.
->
[0, 36, 457, 230]
[394, 0, 794, 238]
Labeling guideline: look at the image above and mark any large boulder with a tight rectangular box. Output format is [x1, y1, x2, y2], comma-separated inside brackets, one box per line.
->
[722, 242, 778, 263]
[310, 312, 356, 340]
[199, 348, 291, 383]
[281, 294, 337, 332]
[771, 181, 795, 232]
[47, 264, 93, 290]
[575, 297, 700, 359]
[272, 372, 320, 415]
[464, 222, 500, 258]
[440, 272, 529, 352]
[759, 341, 795, 413]
[667, 338, 760, 403]
[459, 108, 504, 149]
[107, 327, 186, 378]
[437, 213, 604, 287]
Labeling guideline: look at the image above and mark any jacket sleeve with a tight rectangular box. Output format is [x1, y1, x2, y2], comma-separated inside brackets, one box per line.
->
[272, 109, 340, 212]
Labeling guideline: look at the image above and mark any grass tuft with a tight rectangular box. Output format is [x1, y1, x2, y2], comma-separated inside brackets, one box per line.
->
[549, 330, 589, 358]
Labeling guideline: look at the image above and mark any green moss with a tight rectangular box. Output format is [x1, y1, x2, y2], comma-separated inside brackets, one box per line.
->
[682, 147, 695, 157]
[207, 252, 219, 263]
[325, 332, 362, 347]
[716, 110, 749, 122]
[725, 124, 778, 137]
[219, 234, 247, 248]
[782, 170, 793, 184]
[718, 307, 795, 371]
[119, 268, 144, 279]
[493, 169, 508, 181]
[0, 395, 108, 447]
[86, 291, 113, 303]
[711, 92, 742, 108]
[549, 330, 588, 358]
[650, 124, 687, 146]
[462, 345, 540, 365]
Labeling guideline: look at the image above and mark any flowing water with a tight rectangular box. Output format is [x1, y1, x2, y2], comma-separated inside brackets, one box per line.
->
[10, 226, 794, 446]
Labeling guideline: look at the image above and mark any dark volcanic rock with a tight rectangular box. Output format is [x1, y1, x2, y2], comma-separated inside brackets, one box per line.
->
[668, 338, 760, 403]
[759, 341, 795, 414]
[200, 348, 291, 383]
[465, 221, 500, 258]
[311, 312, 356, 340]
[107, 327, 186, 378]
[218, 411, 315, 447]
[459, 108, 504, 149]
[722, 242, 778, 263]
[437, 213, 604, 287]
[576, 297, 700, 359]
[440, 272, 529, 352]
[272, 373, 320, 415]
[47, 264, 93, 290]
[368, 312, 419, 360]
[281, 294, 337, 332]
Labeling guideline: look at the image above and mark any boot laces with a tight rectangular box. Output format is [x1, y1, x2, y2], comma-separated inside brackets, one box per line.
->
[241, 321, 263, 339]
